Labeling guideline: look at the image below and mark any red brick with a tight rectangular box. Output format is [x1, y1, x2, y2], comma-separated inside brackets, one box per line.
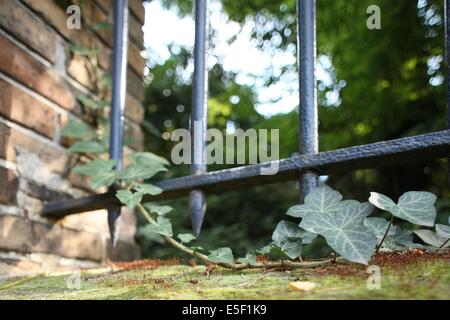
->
[0, 215, 103, 261]
[0, 34, 76, 111]
[0, 123, 69, 174]
[0, 80, 56, 139]
[0, 167, 19, 205]
[125, 94, 145, 124]
[128, 42, 145, 77]
[0, 0, 56, 62]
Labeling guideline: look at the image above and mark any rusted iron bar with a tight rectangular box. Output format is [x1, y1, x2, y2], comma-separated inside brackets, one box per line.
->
[43, 130, 450, 218]
[297, 0, 319, 201]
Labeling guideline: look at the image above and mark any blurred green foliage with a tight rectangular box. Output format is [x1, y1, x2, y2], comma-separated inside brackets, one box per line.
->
[138, 0, 449, 259]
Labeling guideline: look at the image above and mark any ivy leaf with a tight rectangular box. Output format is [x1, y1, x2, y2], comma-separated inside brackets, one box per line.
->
[73, 159, 115, 177]
[364, 217, 397, 240]
[69, 44, 99, 56]
[413, 230, 450, 248]
[384, 227, 419, 250]
[278, 238, 302, 259]
[190, 246, 205, 252]
[369, 191, 437, 227]
[436, 224, 450, 239]
[286, 185, 343, 218]
[237, 252, 257, 265]
[177, 233, 196, 243]
[90, 170, 117, 189]
[272, 221, 302, 244]
[128, 152, 170, 166]
[208, 247, 234, 264]
[256, 243, 286, 258]
[134, 184, 163, 196]
[117, 163, 167, 181]
[143, 204, 173, 215]
[94, 20, 111, 30]
[69, 141, 106, 153]
[146, 216, 173, 237]
[116, 190, 143, 209]
[300, 200, 377, 264]
[77, 95, 109, 110]
[62, 119, 95, 140]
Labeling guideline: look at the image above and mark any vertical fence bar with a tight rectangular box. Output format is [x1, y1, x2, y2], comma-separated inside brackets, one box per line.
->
[446, 0, 450, 187]
[190, 0, 208, 236]
[297, 0, 319, 201]
[108, 0, 129, 245]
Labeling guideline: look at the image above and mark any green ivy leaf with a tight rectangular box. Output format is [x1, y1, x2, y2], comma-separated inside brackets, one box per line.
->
[364, 217, 397, 241]
[384, 227, 419, 250]
[134, 184, 163, 196]
[94, 20, 111, 30]
[278, 238, 302, 259]
[208, 247, 234, 264]
[237, 252, 257, 265]
[73, 159, 115, 177]
[146, 216, 173, 237]
[90, 170, 117, 189]
[286, 185, 343, 218]
[143, 204, 173, 215]
[116, 190, 143, 209]
[190, 246, 205, 252]
[77, 95, 109, 110]
[117, 163, 167, 181]
[300, 200, 376, 264]
[369, 191, 437, 227]
[272, 221, 302, 244]
[69, 45, 100, 56]
[69, 141, 106, 153]
[177, 233, 196, 243]
[413, 230, 450, 248]
[436, 224, 450, 238]
[128, 152, 170, 166]
[62, 119, 95, 140]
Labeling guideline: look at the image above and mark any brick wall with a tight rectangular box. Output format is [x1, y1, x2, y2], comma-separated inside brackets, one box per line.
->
[0, 0, 146, 277]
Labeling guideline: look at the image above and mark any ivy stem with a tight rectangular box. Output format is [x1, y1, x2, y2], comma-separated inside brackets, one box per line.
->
[375, 216, 394, 254]
[136, 204, 339, 270]
[437, 238, 450, 251]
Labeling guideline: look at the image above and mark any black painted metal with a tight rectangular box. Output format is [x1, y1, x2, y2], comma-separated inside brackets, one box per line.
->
[446, 0, 450, 186]
[43, 130, 450, 218]
[297, 0, 319, 201]
[190, 0, 208, 236]
[108, 0, 128, 246]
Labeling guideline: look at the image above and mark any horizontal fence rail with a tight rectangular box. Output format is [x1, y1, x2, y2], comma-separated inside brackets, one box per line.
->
[43, 130, 450, 218]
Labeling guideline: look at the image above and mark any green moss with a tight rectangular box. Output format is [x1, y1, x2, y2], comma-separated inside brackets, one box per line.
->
[0, 260, 448, 300]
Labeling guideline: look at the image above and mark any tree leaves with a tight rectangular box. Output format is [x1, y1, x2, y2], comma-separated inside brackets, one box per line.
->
[208, 247, 234, 263]
[369, 191, 437, 227]
[271, 221, 315, 258]
[287, 185, 343, 218]
[177, 233, 196, 243]
[299, 199, 376, 264]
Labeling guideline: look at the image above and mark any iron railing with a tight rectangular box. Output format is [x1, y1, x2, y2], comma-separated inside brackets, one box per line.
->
[43, 0, 450, 243]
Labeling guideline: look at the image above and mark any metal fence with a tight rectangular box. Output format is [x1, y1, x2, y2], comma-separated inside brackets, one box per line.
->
[43, 0, 450, 239]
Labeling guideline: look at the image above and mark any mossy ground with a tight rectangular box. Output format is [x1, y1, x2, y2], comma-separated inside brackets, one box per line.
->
[0, 251, 449, 300]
